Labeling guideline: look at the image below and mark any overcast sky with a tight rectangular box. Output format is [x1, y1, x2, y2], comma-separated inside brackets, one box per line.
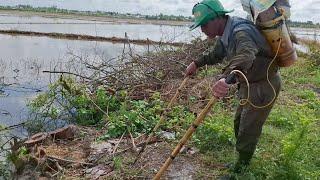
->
[0, 0, 319, 23]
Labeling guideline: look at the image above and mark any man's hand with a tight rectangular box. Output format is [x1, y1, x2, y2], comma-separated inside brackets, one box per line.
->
[212, 78, 230, 98]
[185, 62, 197, 76]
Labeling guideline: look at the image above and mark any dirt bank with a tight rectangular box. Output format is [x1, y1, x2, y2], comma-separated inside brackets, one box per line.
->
[0, 29, 186, 46]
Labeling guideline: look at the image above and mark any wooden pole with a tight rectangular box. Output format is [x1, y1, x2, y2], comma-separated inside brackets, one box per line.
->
[153, 73, 235, 180]
[153, 97, 218, 180]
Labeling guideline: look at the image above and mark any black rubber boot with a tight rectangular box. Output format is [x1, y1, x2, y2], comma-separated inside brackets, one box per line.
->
[217, 174, 235, 180]
[232, 151, 253, 173]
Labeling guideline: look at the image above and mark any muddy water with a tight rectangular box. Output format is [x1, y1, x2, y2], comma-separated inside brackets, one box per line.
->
[0, 14, 201, 43]
[0, 33, 148, 136]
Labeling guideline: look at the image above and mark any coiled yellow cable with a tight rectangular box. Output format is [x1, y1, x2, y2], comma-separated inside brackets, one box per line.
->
[230, 35, 282, 109]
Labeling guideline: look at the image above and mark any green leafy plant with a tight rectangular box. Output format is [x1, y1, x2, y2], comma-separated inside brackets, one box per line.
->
[99, 93, 164, 140]
[0, 161, 10, 180]
[272, 114, 312, 179]
[27, 76, 121, 133]
[113, 156, 123, 171]
[193, 102, 235, 152]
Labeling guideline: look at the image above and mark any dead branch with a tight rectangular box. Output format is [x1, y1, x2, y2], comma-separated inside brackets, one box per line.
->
[93, 137, 160, 164]
[47, 155, 93, 166]
[112, 131, 126, 154]
[42, 70, 92, 80]
[0, 122, 26, 131]
[128, 131, 137, 152]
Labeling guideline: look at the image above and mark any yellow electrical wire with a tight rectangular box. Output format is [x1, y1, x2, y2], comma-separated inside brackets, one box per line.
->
[230, 30, 282, 109]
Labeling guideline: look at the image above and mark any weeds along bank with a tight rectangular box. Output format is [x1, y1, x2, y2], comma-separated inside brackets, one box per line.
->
[1, 40, 319, 179]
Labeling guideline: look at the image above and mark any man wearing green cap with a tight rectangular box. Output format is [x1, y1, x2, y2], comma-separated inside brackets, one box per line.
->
[186, 0, 281, 173]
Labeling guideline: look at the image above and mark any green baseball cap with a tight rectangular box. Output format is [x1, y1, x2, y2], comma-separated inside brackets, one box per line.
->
[190, 0, 234, 30]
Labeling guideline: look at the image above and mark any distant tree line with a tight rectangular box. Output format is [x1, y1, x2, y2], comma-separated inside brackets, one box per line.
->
[0, 5, 192, 22]
[0, 5, 318, 27]
[287, 20, 320, 28]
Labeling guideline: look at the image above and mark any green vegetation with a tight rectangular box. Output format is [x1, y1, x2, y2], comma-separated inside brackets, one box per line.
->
[27, 77, 195, 140]
[13, 41, 320, 179]
[0, 162, 10, 179]
[194, 42, 320, 179]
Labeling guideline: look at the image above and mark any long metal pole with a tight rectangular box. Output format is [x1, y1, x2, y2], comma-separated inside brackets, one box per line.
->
[133, 77, 189, 164]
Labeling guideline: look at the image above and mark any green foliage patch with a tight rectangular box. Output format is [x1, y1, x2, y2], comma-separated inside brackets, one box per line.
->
[23, 41, 320, 179]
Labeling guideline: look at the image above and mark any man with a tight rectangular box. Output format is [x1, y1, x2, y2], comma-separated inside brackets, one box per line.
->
[186, 0, 281, 173]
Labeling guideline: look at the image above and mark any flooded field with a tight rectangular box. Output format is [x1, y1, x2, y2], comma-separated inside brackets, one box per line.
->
[0, 14, 200, 43]
[0, 33, 148, 135]
[0, 12, 318, 136]
[0, 12, 199, 136]
[291, 27, 320, 41]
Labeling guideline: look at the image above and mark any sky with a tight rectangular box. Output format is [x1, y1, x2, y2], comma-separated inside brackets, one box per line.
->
[0, 0, 319, 23]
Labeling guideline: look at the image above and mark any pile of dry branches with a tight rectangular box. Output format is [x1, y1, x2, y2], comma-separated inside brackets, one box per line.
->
[44, 37, 214, 99]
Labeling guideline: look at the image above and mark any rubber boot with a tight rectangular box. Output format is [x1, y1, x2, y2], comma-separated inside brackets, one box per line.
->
[233, 151, 253, 173]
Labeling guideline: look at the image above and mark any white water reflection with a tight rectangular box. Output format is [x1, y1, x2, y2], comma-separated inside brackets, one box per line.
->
[291, 27, 319, 41]
[0, 34, 148, 129]
[0, 14, 201, 43]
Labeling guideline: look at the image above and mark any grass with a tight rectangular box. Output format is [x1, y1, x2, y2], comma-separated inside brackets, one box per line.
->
[79, 42, 320, 179]
[71, 42, 319, 179]
[4, 41, 319, 179]
[190, 44, 320, 179]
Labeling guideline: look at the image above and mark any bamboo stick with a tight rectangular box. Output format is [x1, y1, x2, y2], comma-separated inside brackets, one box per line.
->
[153, 97, 218, 180]
[153, 73, 235, 180]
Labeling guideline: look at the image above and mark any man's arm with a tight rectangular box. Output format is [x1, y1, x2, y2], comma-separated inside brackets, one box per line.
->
[212, 31, 259, 98]
[222, 31, 258, 76]
[185, 38, 226, 76]
[194, 38, 226, 68]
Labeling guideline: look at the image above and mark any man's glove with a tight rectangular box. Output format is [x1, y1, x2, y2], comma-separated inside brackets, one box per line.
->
[185, 62, 197, 76]
[212, 78, 230, 98]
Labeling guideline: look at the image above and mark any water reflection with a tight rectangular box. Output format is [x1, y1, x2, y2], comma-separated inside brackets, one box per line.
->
[291, 27, 320, 41]
[0, 34, 148, 129]
[0, 14, 200, 43]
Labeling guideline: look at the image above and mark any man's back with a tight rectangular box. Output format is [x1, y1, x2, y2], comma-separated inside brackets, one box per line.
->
[219, 16, 278, 83]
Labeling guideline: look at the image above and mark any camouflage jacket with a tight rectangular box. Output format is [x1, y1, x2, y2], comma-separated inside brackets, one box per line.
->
[195, 16, 279, 83]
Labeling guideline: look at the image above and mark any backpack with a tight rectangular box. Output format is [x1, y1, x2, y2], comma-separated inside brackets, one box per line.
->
[241, 0, 297, 67]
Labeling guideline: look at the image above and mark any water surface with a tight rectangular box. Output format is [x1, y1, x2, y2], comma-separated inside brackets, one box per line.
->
[0, 14, 200, 43]
[0, 33, 148, 133]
